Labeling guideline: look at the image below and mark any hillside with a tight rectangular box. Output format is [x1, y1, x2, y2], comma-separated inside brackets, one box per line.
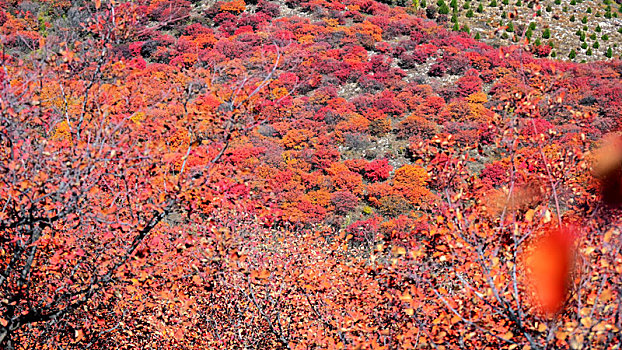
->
[0, 0, 622, 349]
[414, 0, 622, 62]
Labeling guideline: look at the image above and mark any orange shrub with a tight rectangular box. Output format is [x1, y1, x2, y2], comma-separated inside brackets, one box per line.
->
[393, 164, 430, 205]
[220, 0, 245, 14]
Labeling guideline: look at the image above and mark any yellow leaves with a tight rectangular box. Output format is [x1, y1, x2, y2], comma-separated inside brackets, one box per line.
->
[543, 209, 551, 224]
[466, 91, 488, 104]
[501, 331, 513, 340]
[525, 209, 535, 223]
[130, 111, 145, 125]
[282, 128, 313, 150]
[603, 228, 616, 243]
[580, 317, 592, 328]
[250, 269, 270, 280]
[393, 164, 431, 205]
[297, 34, 315, 44]
[392, 246, 406, 256]
[399, 291, 412, 302]
[353, 21, 383, 42]
[555, 330, 568, 341]
[568, 334, 584, 349]
[599, 288, 614, 303]
[52, 120, 72, 141]
[74, 329, 85, 343]
[0, 318, 7, 327]
[324, 18, 339, 27]
[271, 86, 289, 100]
[220, 0, 246, 14]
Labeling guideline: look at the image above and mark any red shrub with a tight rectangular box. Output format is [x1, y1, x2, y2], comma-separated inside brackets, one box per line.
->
[532, 44, 552, 58]
[480, 161, 509, 188]
[456, 74, 483, 97]
[365, 158, 393, 182]
[346, 216, 381, 242]
[331, 191, 360, 214]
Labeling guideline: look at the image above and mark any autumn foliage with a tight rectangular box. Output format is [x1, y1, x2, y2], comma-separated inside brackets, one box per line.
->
[1, 0, 622, 349]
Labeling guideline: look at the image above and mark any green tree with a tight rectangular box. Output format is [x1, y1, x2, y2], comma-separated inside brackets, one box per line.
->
[542, 28, 551, 39]
[606, 47, 613, 58]
[569, 49, 577, 59]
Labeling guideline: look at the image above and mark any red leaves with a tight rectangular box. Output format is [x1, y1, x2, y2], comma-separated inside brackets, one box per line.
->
[364, 158, 392, 182]
[455, 74, 483, 97]
[593, 133, 622, 207]
[524, 226, 578, 317]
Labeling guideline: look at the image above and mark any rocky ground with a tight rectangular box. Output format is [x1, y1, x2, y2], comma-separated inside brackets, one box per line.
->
[418, 0, 622, 62]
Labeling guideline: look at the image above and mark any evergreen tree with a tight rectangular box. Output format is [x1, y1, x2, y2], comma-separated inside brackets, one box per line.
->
[439, 2, 450, 14]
